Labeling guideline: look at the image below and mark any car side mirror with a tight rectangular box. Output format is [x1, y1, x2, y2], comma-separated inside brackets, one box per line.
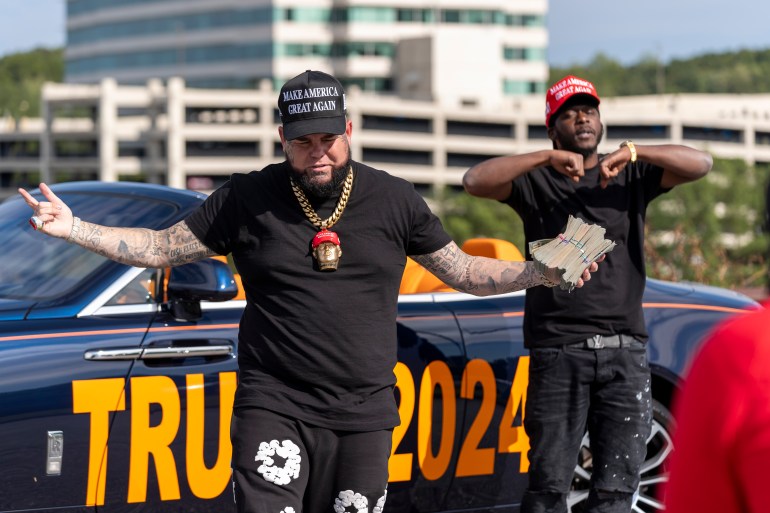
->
[165, 259, 239, 321]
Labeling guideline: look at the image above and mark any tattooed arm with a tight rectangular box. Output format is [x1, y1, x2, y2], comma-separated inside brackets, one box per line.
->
[19, 183, 216, 268]
[70, 220, 216, 267]
[412, 241, 596, 296]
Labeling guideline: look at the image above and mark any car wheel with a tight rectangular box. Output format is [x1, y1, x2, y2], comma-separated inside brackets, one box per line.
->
[566, 398, 675, 513]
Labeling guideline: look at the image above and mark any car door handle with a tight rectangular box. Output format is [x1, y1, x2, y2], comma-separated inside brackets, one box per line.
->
[84, 344, 234, 361]
[141, 344, 234, 359]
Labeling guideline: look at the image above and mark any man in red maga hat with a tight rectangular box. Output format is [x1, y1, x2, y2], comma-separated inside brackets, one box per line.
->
[463, 75, 713, 513]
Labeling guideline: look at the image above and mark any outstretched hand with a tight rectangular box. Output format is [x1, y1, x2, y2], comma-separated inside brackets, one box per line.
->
[18, 183, 74, 239]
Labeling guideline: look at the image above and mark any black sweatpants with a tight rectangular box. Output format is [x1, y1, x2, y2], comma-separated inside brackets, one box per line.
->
[231, 407, 391, 513]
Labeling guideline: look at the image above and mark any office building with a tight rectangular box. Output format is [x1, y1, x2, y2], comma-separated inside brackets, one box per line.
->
[66, 0, 549, 109]
[2, 78, 769, 197]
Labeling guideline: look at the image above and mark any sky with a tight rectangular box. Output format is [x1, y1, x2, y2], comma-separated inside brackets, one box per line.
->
[1, 0, 769, 66]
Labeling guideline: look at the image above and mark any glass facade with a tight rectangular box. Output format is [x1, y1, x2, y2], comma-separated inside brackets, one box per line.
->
[67, 43, 274, 75]
[503, 80, 546, 95]
[68, 8, 273, 45]
[66, 2, 546, 96]
[504, 47, 546, 61]
[274, 42, 395, 58]
[68, 6, 545, 46]
[69, 0, 179, 16]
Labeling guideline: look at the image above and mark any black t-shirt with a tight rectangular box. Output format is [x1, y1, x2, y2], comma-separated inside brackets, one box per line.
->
[505, 158, 667, 348]
[185, 160, 452, 431]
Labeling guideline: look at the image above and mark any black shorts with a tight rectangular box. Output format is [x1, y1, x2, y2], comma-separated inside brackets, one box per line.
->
[231, 407, 392, 513]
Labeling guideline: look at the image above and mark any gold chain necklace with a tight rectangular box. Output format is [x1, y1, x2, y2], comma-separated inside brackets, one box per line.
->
[290, 167, 354, 230]
[290, 167, 354, 271]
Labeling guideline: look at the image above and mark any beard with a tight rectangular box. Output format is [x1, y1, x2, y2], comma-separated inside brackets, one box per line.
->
[554, 124, 604, 158]
[286, 145, 351, 199]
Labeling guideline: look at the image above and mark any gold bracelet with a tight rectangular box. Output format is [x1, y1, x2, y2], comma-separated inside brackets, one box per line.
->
[620, 140, 637, 163]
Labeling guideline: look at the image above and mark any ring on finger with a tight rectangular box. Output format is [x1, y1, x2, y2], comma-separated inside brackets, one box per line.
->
[29, 216, 44, 231]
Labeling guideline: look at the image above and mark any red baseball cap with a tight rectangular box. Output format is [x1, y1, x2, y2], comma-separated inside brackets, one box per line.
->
[545, 75, 601, 127]
[312, 229, 340, 248]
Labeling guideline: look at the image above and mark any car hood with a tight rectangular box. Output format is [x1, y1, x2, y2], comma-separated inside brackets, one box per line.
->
[645, 278, 761, 310]
[0, 298, 35, 321]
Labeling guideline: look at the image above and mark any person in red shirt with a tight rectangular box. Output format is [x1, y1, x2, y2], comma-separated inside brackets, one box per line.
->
[664, 300, 770, 512]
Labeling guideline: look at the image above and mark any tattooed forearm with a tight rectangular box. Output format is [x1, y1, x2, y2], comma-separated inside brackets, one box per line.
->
[166, 222, 217, 266]
[70, 219, 215, 268]
[413, 241, 551, 296]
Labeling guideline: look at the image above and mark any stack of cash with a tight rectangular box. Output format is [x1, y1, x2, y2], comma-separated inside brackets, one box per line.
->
[529, 215, 616, 292]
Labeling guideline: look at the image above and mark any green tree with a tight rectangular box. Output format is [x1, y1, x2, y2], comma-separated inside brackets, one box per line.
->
[0, 48, 64, 120]
[433, 188, 525, 252]
[551, 48, 770, 96]
[646, 158, 769, 289]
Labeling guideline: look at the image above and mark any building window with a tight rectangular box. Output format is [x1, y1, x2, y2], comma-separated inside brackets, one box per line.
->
[525, 47, 546, 61]
[185, 141, 259, 157]
[756, 131, 770, 146]
[69, 7, 273, 45]
[442, 10, 461, 23]
[347, 7, 396, 22]
[362, 148, 432, 165]
[683, 126, 743, 143]
[67, 43, 274, 75]
[528, 125, 549, 140]
[343, 77, 393, 93]
[608, 125, 670, 140]
[69, 0, 179, 16]
[397, 8, 434, 22]
[336, 42, 394, 58]
[447, 153, 498, 167]
[55, 140, 97, 158]
[276, 42, 333, 57]
[362, 115, 432, 133]
[522, 15, 545, 27]
[503, 47, 525, 60]
[446, 120, 513, 138]
[280, 7, 332, 22]
[504, 47, 546, 62]
[503, 80, 543, 95]
[0, 140, 40, 158]
[118, 142, 146, 158]
[466, 10, 493, 24]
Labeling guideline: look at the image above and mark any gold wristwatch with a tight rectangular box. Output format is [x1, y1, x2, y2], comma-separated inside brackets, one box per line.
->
[619, 140, 637, 162]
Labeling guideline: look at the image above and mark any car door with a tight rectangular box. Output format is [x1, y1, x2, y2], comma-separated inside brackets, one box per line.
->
[95, 270, 243, 513]
[0, 313, 149, 513]
[388, 297, 467, 513]
[441, 291, 530, 512]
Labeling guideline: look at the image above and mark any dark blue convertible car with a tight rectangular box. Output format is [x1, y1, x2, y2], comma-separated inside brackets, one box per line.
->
[0, 182, 760, 513]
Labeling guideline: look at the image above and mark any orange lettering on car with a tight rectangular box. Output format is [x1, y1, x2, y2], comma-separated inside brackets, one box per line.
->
[456, 359, 496, 477]
[417, 361, 456, 480]
[186, 372, 236, 498]
[389, 362, 415, 482]
[128, 375, 181, 502]
[498, 356, 530, 472]
[72, 378, 127, 506]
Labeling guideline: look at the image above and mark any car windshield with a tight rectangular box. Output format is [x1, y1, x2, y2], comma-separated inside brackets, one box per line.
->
[0, 191, 178, 301]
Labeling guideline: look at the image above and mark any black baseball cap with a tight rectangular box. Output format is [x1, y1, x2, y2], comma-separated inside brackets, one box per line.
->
[278, 70, 347, 140]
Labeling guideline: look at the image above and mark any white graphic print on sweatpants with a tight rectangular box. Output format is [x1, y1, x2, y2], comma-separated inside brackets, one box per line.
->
[255, 439, 301, 486]
[334, 488, 387, 513]
[255, 439, 387, 512]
